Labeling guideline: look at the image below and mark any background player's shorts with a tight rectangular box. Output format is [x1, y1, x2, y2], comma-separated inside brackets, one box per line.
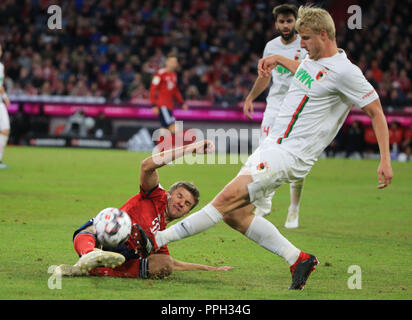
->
[259, 96, 282, 144]
[0, 102, 10, 131]
[89, 257, 149, 278]
[240, 137, 312, 213]
[159, 106, 176, 128]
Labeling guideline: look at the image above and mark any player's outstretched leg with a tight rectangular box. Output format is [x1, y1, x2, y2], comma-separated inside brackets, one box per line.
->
[53, 264, 83, 277]
[285, 179, 304, 229]
[75, 248, 125, 274]
[289, 251, 319, 290]
[0, 131, 9, 169]
[53, 249, 126, 277]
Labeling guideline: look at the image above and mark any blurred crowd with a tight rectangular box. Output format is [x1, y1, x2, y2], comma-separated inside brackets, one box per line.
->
[0, 0, 411, 107]
[325, 120, 412, 161]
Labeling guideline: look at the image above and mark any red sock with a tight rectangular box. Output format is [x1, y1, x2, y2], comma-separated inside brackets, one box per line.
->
[73, 233, 96, 256]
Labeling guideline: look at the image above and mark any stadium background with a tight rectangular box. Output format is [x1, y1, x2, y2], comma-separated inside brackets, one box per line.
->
[0, 0, 411, 302]
[1, 0, 412, 158]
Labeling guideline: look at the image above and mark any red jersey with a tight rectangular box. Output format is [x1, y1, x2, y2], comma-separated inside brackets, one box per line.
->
[120, 185, 170, 255]
[389, 127, 403, 145]
[149, 68, 184, 110]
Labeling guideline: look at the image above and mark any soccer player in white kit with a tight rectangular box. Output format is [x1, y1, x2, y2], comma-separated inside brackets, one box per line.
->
[243, 4, 307, 228]
[138, 6, 393, 290]
[0, 44, 11, 169]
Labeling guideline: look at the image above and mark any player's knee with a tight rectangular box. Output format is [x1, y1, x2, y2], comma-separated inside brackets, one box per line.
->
[148, 255, 173, 279]
[222, 209, 253, 234]
[222, 213, 241, 232]
[160, 255, 173, 273]
[214, 188, 238, 209]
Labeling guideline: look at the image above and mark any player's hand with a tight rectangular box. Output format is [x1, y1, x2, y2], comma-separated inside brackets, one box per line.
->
[243, 98, 254, 120]
[3, 95, 10, 107]
[258, 55, 278, 78]
[194, 140, 215, 154]
[152, 106, 159, 116]
[377, 161, 393, 189]
[214, 266, 233, 271]
[182, 103, 189, 110]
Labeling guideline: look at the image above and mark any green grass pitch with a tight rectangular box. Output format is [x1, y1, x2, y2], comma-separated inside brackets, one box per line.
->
[0, 146, 411, 300]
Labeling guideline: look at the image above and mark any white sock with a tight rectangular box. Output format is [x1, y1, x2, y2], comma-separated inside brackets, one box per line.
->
[289, 179, 304, 210]
[155, 203, 223, 248]
[245, 216, 300, 265]
[0, 134, 8, 162]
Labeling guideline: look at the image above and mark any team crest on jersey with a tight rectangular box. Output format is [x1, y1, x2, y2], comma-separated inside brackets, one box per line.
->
[294, 49, 302, 61]
[256, 161, 268, 172]
[316, 67, 329, 81]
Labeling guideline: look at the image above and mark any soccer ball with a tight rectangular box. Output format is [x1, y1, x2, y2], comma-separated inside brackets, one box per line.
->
[93, 208, 132, 249]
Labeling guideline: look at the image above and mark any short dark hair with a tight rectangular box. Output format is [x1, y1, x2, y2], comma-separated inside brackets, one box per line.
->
[169, 181, 200, 209]
[272, 4, 298, 21]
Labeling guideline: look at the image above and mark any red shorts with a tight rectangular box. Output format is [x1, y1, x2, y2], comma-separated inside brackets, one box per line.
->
[88, 258, 149, 278]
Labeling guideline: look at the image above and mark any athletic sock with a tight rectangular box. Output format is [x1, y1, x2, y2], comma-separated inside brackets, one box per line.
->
[155, 203, 223, 248]
[245, 216, 300, 266]
[289, 180, 304, 210]
[0, 134, 8, 162]
[73, 233, 96, 256]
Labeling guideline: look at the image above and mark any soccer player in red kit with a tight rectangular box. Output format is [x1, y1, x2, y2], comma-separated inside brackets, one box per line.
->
[55, 139, 232, 279]
[150, 52, 188, 134]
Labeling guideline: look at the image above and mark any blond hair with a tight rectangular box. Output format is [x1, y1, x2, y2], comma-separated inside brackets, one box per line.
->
[295, 6, 336, 40]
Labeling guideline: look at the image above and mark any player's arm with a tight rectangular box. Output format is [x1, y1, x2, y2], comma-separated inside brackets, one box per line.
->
[170, 256, 233, 271]
[258, 54, 301, 78]
[0, 86, 10, 107]
[243, 76, 271, 120]
[362, 99, 393, 189]
[140, 140, 215, 191]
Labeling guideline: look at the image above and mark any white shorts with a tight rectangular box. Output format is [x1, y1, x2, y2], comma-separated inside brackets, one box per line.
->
[259, 96, 282, 144]
[240, 137, 312, 213]
[0, 102, 10, 131]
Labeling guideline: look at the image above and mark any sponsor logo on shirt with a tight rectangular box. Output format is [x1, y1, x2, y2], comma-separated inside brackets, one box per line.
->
[276, 65, 291, 74]
[295, 68, 314, 89]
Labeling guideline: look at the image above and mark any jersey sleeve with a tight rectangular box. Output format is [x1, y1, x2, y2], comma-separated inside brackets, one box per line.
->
[0, 64, 4, 87]
[338, 64, 379, 108]
[140, 184, 166, 201]
[262, 43, 271, 58]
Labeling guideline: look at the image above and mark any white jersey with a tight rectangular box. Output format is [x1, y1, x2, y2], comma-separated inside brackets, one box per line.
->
[0, 61, 9, 131]
[263, 35, 307, 111]
[0, 62, 4, 87]
[270, 49, 379, 165]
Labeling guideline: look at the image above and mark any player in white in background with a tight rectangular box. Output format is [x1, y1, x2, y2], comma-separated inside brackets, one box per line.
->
[137, 5, 393, 291]
[243, 4, 307, 228]
[0, 44, 11, 169]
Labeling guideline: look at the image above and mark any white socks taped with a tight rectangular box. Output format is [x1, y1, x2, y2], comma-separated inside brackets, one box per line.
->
[0, 134, 8, 162]
[155, 203, 223, 248]
[289, 179, 304, 210]
[245, 216, 300, 266]
[155, 203, 300, 266]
